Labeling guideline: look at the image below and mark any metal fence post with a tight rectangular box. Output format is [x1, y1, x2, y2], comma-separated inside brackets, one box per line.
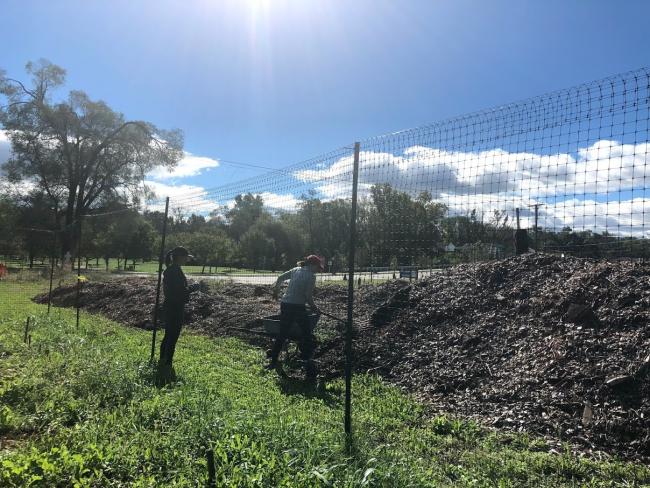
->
[206, 448, 216, 487]
[24, 317, 30, 343]
[75, 217, 83, 329]
[345, 142, 360, 436]
[47, 231, 57, 314]
[151, 197, 170, 362]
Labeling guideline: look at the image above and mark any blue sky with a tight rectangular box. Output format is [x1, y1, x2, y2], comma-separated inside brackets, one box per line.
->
[2, 0, 650, 236]
[2, 0, 650, 184]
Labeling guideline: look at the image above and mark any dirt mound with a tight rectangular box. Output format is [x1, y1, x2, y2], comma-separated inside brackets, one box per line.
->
[36, 279, 281, 346]
[36, 254, 650, 460]
[348, 254, 650, 460]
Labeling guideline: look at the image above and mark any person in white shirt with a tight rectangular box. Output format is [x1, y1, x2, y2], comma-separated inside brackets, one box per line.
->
[268, 254, 324, 379]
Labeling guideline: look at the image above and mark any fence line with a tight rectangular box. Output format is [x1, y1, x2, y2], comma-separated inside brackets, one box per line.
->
[4, 66, 650, 437]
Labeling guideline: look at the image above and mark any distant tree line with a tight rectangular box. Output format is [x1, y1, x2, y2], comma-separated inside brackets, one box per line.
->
[2, 181, 649, 272]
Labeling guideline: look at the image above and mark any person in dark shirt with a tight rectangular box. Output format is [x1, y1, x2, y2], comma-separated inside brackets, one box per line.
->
[159, 246, 194, 379]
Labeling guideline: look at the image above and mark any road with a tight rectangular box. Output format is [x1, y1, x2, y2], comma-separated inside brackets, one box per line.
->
[114, 269, 445, 285]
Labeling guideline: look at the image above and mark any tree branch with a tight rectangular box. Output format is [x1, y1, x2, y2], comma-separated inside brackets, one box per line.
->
[3, 77, 37, 98]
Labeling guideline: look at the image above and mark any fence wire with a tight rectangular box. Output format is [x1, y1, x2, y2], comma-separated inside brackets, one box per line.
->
[3, 66, 650, 438]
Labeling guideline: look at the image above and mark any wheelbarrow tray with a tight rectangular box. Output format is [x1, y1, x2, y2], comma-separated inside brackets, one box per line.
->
[263, 313, 319, 339]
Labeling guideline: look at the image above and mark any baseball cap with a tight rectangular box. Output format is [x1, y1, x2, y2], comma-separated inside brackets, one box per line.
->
[305, 255, 325, 271]
[171, 246, 194, 259]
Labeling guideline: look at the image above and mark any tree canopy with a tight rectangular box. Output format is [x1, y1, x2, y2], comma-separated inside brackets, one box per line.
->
[0, 59, 184, 256]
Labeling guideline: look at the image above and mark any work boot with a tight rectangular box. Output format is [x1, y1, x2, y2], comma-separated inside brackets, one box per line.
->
[156, 362, 173, 386]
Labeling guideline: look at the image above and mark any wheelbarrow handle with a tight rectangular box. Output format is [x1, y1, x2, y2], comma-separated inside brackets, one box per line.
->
[318, 310, 347, 324]
[270, 290, 347, 325]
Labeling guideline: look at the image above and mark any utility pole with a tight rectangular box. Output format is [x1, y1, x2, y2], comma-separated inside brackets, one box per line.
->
[514, 208, 529, 255]
[515, 208, 520, 230]
[528, 203, 544, 251]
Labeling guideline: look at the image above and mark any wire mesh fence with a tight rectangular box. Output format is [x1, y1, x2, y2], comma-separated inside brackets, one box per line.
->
[3, 66, 650, 437]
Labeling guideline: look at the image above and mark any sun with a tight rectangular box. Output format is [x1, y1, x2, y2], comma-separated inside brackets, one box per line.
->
[248, 0, 272, 13]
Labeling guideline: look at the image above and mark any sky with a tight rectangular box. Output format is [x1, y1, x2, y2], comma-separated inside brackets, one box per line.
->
[2, 0, 650, 234]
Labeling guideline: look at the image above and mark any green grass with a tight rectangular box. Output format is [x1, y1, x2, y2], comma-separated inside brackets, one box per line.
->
[1, 281, 649, 487]
[123, 261, 274, 275]
[1, 255, 275, 275]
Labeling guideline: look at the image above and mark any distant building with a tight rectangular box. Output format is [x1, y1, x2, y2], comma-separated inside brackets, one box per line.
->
[445, 243, 456, 253]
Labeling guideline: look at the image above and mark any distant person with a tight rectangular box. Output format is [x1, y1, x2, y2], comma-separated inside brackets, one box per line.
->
[159, 246, 196, 381]
[268, 255, 324, 380]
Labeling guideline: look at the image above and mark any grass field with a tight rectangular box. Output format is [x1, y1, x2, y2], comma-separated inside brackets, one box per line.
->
[1, 256, 275, 275]
[108, 260, 274, 275]
[1, 281, 649, 486]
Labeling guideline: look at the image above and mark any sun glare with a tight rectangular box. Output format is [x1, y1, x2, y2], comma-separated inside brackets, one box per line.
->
[248, 0, 272, 14]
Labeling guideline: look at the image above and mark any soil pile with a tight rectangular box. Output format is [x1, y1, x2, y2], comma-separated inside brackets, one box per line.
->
[348, 254, 650, 460]
[36, 254, 650, 460]
[36, 279, 283, 347]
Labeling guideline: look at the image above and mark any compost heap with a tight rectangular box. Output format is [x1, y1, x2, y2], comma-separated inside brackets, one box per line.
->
[37, 253, 650, 460]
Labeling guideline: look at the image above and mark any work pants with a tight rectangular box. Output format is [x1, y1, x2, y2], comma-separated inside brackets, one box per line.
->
[270, 302, 316, 377]
[160, 304, 184, 366]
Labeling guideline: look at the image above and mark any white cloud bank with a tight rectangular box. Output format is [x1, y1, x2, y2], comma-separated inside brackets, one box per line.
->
[144, 180, 216, 213]
[5, 127, 650, 237]
[296, 140, 650, 199]
[146, 181, 302, 217]
[294, 139, 650, 236]
[149, 151, 220, 180]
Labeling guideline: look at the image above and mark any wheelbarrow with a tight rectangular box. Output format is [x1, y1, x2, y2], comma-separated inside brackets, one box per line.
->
[262, 313, 320, 339]
[227, 313, 321, 339]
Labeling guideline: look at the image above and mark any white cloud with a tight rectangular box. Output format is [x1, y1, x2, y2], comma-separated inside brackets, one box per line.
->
[295, 140, 650, 200]
[294, 139, 650, 236]
[0, 129, 11, 166]
[256, 192, 302, 210]
[440, 193, 650, 237]
[149, 151, 220, 180]
[144, 180, 218, 213]
[146, 181, 301, 218]
[538, 198, 650, 238]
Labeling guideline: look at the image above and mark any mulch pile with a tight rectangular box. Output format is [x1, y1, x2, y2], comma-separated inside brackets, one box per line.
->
[36, 253, 650, 460]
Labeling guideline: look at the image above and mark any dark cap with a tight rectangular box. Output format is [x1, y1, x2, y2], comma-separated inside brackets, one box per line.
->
[171, 246, 193, 259]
